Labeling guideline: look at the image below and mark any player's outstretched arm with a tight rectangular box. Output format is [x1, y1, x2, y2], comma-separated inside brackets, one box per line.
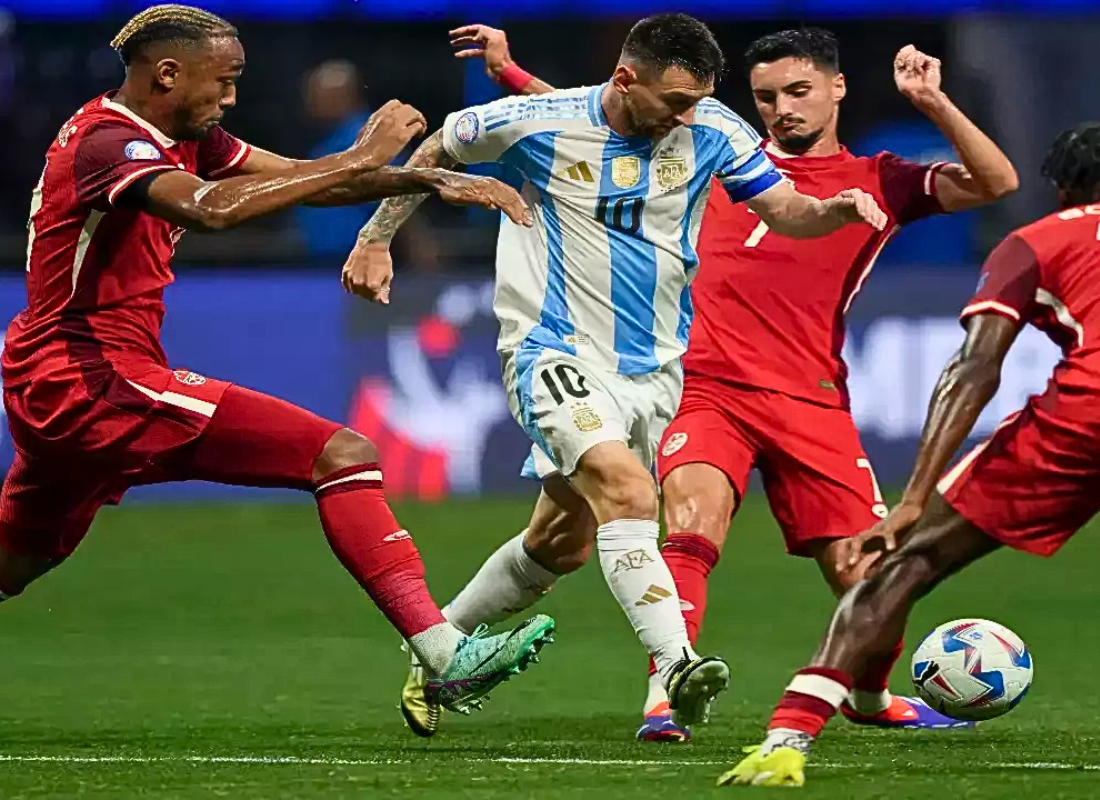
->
[137, 100, 428, 231]
[450, 24, 556, 96]
[894, 45, 1018, 211]
[746, 181, 888, 239]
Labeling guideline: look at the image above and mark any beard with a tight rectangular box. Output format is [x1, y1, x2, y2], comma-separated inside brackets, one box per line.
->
[773, 125, 826, 155]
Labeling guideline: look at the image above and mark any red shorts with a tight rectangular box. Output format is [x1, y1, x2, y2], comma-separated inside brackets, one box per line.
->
[0, 362, 342, 558]
[657, 375, 887, 556]
[939, 395, 1100, 557]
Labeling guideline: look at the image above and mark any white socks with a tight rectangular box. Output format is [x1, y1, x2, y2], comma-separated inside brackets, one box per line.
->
[848, 688, 892, 715]
[407, 621, 466, 677]
[443, 530, 561, 635]
[597, 518, 696, 680]
[644, 671, 670, 714]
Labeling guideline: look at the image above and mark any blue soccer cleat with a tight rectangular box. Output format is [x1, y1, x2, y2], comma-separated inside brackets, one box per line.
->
[636, 701, 691, 743]
[842, 695, 977, 729]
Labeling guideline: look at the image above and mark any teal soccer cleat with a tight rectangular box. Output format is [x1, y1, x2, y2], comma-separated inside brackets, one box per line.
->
[425, 615, 556, 713]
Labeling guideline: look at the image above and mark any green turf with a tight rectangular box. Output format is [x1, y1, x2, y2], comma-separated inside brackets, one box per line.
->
[2, 496, 1099, 798]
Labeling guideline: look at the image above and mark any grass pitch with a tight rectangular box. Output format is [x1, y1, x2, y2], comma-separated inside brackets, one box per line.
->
[2, 496, 1099, 798]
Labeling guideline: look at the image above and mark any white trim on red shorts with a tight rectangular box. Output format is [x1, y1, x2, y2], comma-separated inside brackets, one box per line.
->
[937, 412, 1022, 494]
[126, 380, 218, 418]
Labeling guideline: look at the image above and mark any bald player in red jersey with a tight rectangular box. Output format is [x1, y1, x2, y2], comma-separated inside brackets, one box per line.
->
[723, 121, 1100, 789]
[0, 4, 557, 716]
[434, 24, 1017, 740]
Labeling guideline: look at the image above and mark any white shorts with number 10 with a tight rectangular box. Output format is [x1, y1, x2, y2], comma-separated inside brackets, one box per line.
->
[502, 345, 683, 481]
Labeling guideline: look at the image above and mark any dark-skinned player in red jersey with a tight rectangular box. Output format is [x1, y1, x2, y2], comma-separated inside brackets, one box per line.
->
[722, 123, 1100, 787]
[1, 3, 557, 717]
[395, 25, 1018, 741]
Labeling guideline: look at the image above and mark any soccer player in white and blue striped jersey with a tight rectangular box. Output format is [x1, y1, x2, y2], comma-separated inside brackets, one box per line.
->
[347, 14, 886, 737]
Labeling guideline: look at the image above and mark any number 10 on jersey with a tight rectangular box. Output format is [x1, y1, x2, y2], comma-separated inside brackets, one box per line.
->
[595, 196, 644, 235]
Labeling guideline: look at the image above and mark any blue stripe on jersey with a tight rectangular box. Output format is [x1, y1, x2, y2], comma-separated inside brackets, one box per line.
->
[698, 100, 761, 143]
[485, 97, 588, 123]
[501, 132, 575, 344]
[516, 341, 558, 465]
[600, 136, 659, 375]
[588, 85, 608, 127]
[486, 110, 587, 132]
[718, 148, 769, 184]
[675, 127, 719, 347]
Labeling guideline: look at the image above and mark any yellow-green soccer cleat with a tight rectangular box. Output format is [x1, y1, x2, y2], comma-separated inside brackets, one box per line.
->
[399, 643, 441, 738]
[717, 746, 806, 788]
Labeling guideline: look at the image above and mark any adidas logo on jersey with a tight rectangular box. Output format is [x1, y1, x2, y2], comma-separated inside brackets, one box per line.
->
[556, 161, 596, 183]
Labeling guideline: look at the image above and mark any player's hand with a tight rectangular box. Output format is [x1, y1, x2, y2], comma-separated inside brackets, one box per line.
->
[449, 24, 514, 79]
[825, 189, 888, 231]
[353, 100, 428, 167]
[894, 45, 944, 107]
[342, 241, 394, 304]
[438, 175, 534, 227]
[840, 502, 924, 573]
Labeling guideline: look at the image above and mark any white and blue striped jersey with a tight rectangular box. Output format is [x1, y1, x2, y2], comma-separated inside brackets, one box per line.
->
[442, 84, 783, 375]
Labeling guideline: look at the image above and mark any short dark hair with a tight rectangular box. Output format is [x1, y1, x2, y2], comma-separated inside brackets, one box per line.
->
[621, 14, 725, 84]
[111, 4, 237, 66]
[744, 28, 839, 75]
[1041, 123, 1100, 205]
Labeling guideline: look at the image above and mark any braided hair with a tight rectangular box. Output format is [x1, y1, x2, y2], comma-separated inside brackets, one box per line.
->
[1041, 123, 1100, 206]
[111, 4, 236, 66]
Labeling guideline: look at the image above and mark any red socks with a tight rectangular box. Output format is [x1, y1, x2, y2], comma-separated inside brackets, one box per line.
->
[315, 464, 446, 640]
[770, 667, 853, 737]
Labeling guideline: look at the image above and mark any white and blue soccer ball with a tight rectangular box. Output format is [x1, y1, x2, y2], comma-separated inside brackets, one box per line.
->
[911, 618, 1033, 722]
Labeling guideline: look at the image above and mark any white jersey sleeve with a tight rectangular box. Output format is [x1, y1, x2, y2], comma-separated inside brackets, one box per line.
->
[695, 99, 784, 203]
[442, 92, 592, 168]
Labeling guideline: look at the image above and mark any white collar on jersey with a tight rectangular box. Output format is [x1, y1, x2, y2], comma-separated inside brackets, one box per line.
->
[100, 96, 177, 149]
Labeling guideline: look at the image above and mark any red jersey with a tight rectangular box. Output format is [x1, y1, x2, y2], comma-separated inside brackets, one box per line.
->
[961, 205, 1100, 394]
[3, 93, 251, 388]
[686, 146, 946, 409]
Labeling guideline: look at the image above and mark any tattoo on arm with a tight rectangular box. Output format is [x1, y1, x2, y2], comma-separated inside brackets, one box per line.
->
[359, 129, 457, 245]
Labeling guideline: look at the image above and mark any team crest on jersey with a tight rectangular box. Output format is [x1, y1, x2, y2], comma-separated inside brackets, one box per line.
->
[454, 112, 480, 145]
[125, 140, 162, 161]
[662, 432, 688, 457]
[611, 156, 641, 189]
[571, 403, 602, 433]
[656, 156, 689, 190]
[173, 370, 207, 386]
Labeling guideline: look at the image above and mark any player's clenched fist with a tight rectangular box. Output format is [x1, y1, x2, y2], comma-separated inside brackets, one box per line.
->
[437, 175, 534, 227]
[352, 99, 428, 167]
[894, 45, 944, 106]
[342, 242, 394, 304]
[824, 188, 888, 231]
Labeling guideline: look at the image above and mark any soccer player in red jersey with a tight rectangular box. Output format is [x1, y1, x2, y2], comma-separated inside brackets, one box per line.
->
[419, 25, 1017, 740]
[722, 122, 1100, 787]
[0, 4, 556, 716]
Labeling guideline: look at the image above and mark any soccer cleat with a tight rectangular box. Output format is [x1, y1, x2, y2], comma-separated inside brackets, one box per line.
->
[841, 695, 977, 729]
[425, 615, 556, 714]
[636, 701, 691, 743]
[399, 643, 441, 738]
[717, 746, 806, 788]
[667, 655, 730, 728]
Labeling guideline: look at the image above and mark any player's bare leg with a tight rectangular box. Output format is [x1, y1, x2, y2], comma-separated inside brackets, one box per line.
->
[809, 538, 973, 730]
[572, 442, 729, 729]
[402, 475, 592, 736]
[720, 495, 999, 787]
[637, 462, 733, 742]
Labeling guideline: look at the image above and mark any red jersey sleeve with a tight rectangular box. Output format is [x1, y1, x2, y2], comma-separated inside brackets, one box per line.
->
[960, 233, 1040, 325]
[877, 152, 948, 225]
[197, 126, 252, 179]
[73, 122, 178, 210]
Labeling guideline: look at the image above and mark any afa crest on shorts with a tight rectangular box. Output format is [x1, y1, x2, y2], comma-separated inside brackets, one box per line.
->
[454, 112, 480, 145]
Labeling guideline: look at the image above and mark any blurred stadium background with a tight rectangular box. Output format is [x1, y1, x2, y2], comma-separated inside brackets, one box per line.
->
[0, 1, 1093, 501]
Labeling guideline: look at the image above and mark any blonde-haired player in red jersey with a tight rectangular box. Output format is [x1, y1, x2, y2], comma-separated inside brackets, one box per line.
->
[394, 25, 1018, 740]
[723, 122, 1100, 787]
[0, 4, 559, 717]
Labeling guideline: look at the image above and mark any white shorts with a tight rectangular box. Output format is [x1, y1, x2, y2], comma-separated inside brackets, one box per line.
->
[502, 344, 683, 481]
